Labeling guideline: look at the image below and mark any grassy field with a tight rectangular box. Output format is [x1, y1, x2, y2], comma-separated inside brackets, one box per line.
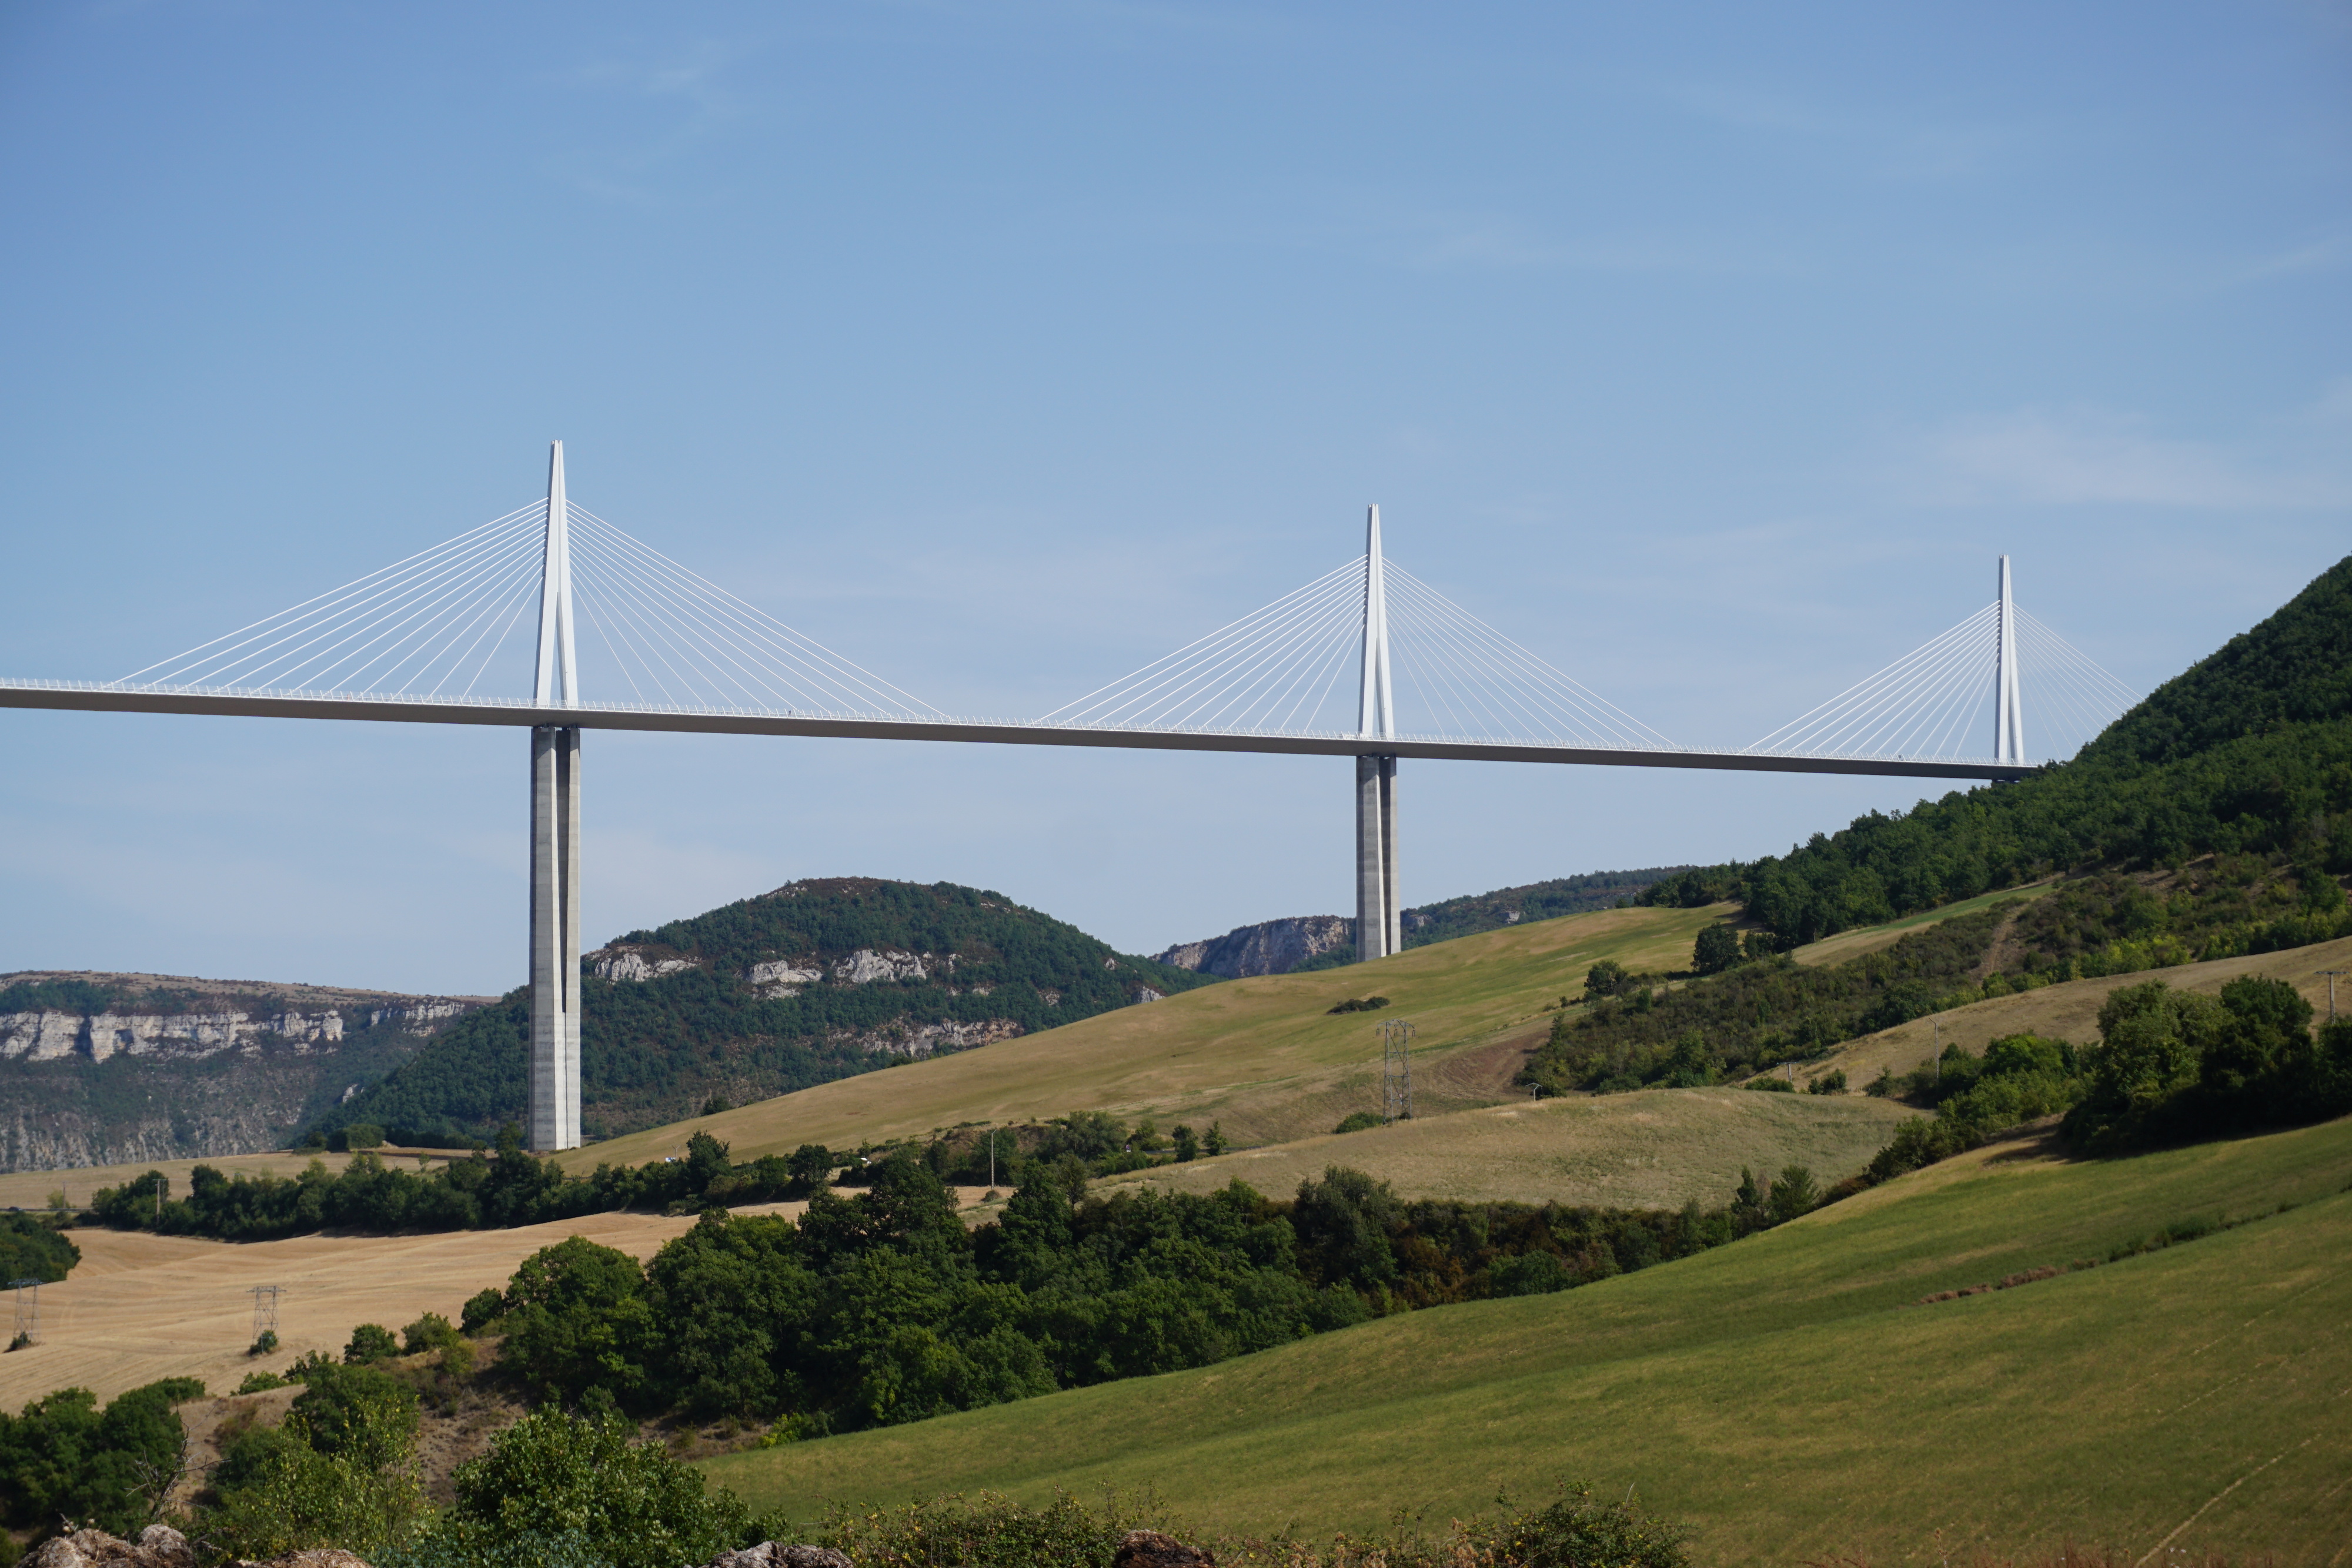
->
[1785, 880, 2056, 968]
[1776, 931, 2352, 1092]
[569, 902, 1728, 1170]
[704, 1114, 2352, 1565]
[1089, 1087, 1917, 1211]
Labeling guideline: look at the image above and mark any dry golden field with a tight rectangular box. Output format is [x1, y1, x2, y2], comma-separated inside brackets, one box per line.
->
[0, 1187, 1000, 1413]
[1093, 1086, 1917, 1211]
[569, 902, 1728, 1171]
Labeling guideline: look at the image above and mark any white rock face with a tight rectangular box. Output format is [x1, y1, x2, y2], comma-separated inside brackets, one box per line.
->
[0, 1007, 351, 1064]
[833, 949, 931, 984]
[851, 1018, 1024, 1058]
[590, 949, 701, 982]
[746, 959, 823, 998]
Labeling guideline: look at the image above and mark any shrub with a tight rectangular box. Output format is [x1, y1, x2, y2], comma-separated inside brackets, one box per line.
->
[235, 1370, 290, 1394]
[460, 1288, 507, 1334]
[345, 1323, 400, 1363]
[1332, 1111, 1385, 1133]
[421, 1408, 749, 1568]
[249, 1330, 280, 1356]
[0, 1380, 202, 1537]
[0, 1213, 80, 1284]
[1692, 923, 1742, 975]
[819, 1486, 1161, 1568]
[1743, 1075, 1795, 1092]
[1807, 1069, 1848, 1095]
[499, 1237, 658, 1407]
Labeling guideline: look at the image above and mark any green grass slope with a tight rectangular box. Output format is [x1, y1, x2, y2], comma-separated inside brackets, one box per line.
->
[1095, 1087, 1917, 1211]
[705, 1115, 2352, 1564]
[567, 902, 1723, 1171]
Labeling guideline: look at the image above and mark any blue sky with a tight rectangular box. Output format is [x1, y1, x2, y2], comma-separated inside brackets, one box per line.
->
[2, 2, 2347, 994]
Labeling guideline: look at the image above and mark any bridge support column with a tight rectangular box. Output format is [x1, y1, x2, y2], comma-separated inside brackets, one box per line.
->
[1355, 754, 1399, 961]
[529, 724, 582, 1151]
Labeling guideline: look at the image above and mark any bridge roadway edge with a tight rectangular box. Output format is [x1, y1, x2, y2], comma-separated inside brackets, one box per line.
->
[0, 681, 2029, 783]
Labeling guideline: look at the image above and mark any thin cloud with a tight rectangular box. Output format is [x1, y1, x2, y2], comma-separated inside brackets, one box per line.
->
[1905, 394, 2352, 510]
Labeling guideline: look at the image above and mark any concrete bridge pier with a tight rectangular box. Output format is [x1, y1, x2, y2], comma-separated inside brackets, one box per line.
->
[1355, 754, 1400, 960]
[529, 724, 582, 1151]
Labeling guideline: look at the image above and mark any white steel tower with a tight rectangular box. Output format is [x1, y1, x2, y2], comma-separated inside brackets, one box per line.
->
[529, 442, 583, 1151]
[1355, 505, 1401, 962]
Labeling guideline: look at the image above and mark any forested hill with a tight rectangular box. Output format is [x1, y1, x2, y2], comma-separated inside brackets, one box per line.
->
[316, 879, 1211, 1148]
[1645, 555, 2352, 950]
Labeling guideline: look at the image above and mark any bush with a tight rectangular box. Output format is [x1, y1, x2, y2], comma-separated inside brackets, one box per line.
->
[236, 1370, 290, 1395]
[818, 1486, 1161, 1568]
[1332, 1111, 1385, 1133]
[250, 1330, 280, 1357]
[0, 1380, 202, 1538]
[345, 1323, 400, 1364]
[419, 1408, 749, 1568]
[1807, 1069, 1848, 1095]
[1743, 1075, 1795, 1092]
[460, 1288, 507, 1334]
[1692, 923, 1742, 975]
[0, 1213, 80, 1284]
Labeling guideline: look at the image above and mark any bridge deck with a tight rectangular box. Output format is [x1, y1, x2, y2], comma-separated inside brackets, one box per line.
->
[0, 680, 2030, 781]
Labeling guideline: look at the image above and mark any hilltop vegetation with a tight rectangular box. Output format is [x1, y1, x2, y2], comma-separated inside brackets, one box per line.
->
[1639, 554, 2352, 949]
[318, 880, 1209, 1148]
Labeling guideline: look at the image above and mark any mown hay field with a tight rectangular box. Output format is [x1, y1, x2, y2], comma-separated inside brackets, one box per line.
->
[704, 1115, 2352, 1566]
[572, 903, 1728, 1169]
[1094, 1087, 1917, 1211]
[0, 1186, 994, 1412]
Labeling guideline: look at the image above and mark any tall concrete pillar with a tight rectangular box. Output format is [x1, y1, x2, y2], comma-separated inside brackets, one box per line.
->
[529, 724, 582, 1151]
[1355, 753, 1399, 961]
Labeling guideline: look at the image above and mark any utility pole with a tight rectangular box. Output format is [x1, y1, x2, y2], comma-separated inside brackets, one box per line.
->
[2322, 971, 2346, 1022]
[1379, 1018, 1415, 1122]
[1354, 507, 1401, 964]
[529, 441, 583, 1152]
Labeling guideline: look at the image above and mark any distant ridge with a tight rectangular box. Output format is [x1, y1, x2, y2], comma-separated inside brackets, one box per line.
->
[1155, 867, 1694, 977]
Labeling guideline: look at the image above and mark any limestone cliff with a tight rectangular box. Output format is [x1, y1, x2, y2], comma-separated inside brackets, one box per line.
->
[0, 971, 486, 1172]
[1155, 916, 1354, 978]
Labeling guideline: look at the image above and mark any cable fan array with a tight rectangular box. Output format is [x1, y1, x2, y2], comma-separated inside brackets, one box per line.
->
[1744, 601, 2138, 763]
[1037, 555, 1675, 749]
[117, 502, 940, 720]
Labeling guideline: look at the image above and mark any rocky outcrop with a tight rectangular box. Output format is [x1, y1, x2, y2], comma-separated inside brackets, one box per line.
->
[29, 1525, 199, 1568]
[1157, 915, 1353, 978]
[589, 947, 702, 982]
[842, 1017, 1024, 1059]
[1114, 1530, 1216, 1567]
[701, 1546, 853, 1568]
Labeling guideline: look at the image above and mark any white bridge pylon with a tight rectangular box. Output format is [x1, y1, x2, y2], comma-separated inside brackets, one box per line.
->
[1743, 554, 2137, 767]
[0, 447, 2147, 1147]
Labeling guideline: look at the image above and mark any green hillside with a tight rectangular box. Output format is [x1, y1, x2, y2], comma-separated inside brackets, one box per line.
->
[318, 879, 1210, 1146]
[704, 1114, 2352, 1563]
[1648, 554, 2352, 949]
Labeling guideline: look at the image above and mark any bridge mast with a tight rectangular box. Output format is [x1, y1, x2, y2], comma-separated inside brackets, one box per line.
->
[529, 441, 583, 1151]
[1355, 505, 1401, 962]
[1994, 555, 2022, 766]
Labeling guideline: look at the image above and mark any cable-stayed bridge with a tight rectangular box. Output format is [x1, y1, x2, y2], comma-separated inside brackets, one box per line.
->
[0, 444, 2139, 1149]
